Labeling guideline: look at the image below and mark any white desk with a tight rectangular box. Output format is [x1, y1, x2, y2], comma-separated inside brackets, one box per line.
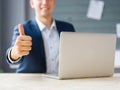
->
[0, 73, 120, 90]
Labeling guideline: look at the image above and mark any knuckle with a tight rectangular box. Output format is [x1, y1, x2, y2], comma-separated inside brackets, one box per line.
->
[28, 36, 32, 40]
[30, 47, 32, 50]
[27, 42, 31, 46]
[27, 52, 30, 55]
[25, 52, 29, 55]
[29, 41, 32, 46]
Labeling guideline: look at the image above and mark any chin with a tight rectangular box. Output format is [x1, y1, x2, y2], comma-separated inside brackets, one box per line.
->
[41, 13, 50, 18]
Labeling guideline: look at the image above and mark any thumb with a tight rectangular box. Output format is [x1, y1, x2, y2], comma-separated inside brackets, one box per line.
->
[18, 24, 25, 35]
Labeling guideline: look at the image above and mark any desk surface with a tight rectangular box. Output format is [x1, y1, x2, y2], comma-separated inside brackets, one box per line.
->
[0, 73, 120, 90]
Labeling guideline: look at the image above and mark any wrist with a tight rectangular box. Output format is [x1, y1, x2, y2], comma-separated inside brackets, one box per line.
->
[10, 48, 21, 61]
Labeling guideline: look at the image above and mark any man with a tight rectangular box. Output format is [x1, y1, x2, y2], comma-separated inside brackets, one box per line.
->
[6, 0, 75, 73]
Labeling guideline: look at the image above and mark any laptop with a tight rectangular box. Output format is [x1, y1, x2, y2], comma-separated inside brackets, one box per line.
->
[42, 32, 116, 79]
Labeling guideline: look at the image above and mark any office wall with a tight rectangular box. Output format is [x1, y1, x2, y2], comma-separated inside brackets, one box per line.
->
[53, 0, 120, 49]
[0, 0, 120, 72]
[1, 0, 25, 72]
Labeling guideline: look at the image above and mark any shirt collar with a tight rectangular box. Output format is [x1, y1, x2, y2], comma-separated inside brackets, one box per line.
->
[35, 17, 56, 31]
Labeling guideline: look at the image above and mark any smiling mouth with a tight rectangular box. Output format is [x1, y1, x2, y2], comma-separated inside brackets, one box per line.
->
[41, 7, 49, 10]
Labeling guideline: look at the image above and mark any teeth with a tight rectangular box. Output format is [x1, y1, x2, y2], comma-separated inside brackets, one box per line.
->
[42, 8, 47, 9]
[42, 8, 48, 10]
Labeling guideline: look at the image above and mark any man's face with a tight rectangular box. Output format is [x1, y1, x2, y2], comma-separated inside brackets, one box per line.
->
[30, 0, 56, 18]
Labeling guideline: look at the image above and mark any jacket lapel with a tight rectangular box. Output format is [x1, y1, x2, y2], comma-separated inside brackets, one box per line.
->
[30, 19, 46, 60]
[55, 20, 63, 37]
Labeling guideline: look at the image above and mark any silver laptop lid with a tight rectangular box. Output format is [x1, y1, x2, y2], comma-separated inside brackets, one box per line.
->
[59, 32, 116, 79]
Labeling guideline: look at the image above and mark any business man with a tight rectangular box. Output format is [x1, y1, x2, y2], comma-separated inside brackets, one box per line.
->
[6, 0, 75, 73]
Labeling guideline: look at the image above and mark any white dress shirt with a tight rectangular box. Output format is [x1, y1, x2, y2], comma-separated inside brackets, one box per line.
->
[36, 17, 60, 74]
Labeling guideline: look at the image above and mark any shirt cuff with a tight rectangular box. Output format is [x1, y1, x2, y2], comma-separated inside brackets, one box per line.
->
[8, 47, 22, 63]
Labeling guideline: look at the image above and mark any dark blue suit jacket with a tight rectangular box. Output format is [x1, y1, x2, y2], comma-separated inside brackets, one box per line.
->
[6, 19, 75, 73]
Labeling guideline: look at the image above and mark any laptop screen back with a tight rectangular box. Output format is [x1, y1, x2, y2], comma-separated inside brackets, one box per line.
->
[59, 32, 116, 79]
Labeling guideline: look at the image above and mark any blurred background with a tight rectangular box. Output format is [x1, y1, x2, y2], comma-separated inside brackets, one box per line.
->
[0, 0, 120, 73]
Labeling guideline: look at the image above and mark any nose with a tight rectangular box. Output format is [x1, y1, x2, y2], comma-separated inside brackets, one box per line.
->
[42, 0, 48, 4]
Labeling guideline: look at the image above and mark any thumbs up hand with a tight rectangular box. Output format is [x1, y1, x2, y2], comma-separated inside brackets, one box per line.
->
[10, 24, 32, 61]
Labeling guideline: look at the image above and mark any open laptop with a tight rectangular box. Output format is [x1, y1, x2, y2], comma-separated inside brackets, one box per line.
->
[42, 32, 116, 79]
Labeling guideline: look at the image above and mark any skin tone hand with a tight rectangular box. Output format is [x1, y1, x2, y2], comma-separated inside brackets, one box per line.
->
[10, 24, 32, 61]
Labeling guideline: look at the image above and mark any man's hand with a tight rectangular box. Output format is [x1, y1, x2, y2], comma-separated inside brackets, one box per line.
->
[10, 24, 32, 61]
